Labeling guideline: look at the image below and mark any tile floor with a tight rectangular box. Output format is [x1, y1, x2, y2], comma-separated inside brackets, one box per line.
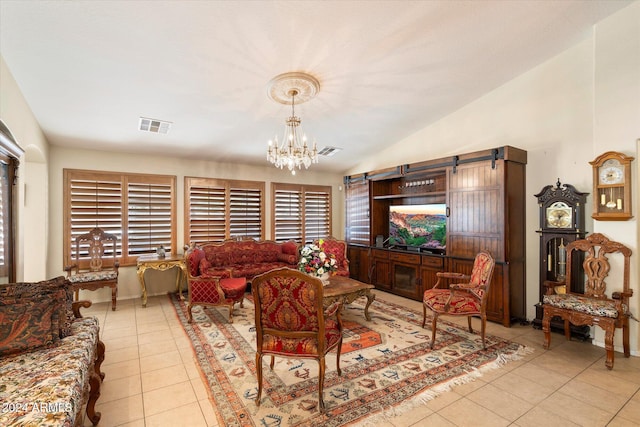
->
[82, 290, 640, 427]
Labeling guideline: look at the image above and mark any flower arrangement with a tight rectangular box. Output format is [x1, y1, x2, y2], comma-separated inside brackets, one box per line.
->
[298, 240, 338, 279]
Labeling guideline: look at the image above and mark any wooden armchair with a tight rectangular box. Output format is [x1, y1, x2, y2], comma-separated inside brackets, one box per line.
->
[65, 227, 119, 311]
[422, 251, 495, 349]
[183, 244, 246, 323]
[542, 233, 633, 370]
[252, 267, 344, 413]
[316, 237, 350, 277]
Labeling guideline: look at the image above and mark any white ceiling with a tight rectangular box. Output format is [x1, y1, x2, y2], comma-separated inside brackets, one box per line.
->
[0, 0, 633, 174]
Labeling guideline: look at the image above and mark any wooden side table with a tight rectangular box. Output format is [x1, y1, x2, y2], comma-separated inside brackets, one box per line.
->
[323, 275, 375, 321]
[136, 253, 187, 307]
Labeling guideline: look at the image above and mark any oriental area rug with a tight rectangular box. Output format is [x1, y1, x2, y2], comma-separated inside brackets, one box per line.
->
[169, 292, 532, 427]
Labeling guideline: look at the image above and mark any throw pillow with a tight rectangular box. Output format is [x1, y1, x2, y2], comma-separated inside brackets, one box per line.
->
[0, 294, 57, 356]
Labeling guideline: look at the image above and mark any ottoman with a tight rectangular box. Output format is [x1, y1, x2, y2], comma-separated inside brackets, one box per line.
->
[220, 277, 247, 308]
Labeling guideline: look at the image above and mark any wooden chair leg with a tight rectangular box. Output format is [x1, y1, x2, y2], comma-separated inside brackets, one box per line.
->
[467, 315, 473, 333]
[86, 371, 102, 425]
[318, 357, 326, 413]
[422, 303, 427, 328]
[623, 320, 631, 358]
[187, 303, 194, 323]
[604, 327, 615, 370]
[111, 286, 117, 311]
[480, 315, 486, 349]
[336, 336, 343, 376]
[96, 340, 106, 380]
[564, 319, 571, 341]
[430, 314, 438, 349]
[255, 353, 263, 406]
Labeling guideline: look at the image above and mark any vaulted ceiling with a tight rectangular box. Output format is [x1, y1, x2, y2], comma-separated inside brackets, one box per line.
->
[0, 1, 632, 173]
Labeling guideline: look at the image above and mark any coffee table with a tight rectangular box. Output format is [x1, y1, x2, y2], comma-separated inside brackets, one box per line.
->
[323, 275, 375, 321]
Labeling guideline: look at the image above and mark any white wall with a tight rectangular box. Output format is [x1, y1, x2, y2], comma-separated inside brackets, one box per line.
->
[349, 3, 640, 354]
[47, 146, 345, 303]
[0, 56, 49, 282]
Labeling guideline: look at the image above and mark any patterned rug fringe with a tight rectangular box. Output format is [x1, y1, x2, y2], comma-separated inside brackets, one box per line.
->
[355, 345, 534, 426]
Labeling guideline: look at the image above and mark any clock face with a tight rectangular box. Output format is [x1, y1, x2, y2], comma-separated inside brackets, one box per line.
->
[599, 159, 624, 184]
[546, 202, 573, 228]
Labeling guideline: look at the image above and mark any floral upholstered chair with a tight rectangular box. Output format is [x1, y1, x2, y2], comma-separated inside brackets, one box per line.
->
[422, 251, 495, 349]
[315, 237, 350, 277]
[542, 233, 633, 370]
[252, 267, 344, 413]
[65, 227, 119, 311]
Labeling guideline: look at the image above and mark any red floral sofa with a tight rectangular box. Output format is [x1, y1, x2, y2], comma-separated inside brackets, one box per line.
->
[0, 277, 105, 426]
[185, 239, 300, 282]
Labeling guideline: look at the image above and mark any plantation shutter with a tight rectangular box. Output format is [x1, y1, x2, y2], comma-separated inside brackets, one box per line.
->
[304, 188, 330, 244]
[273, 185, 302, 243]
[0, 162, 8, 276]
[229, 185, 263, 240]
[127, 180, 174, 256]
[185, 177, 264, 244]
[64, 170, 176, 267]
[272, 183, 331, 243]
[67, 172, 123, 263]
[345, 178, 370, 245]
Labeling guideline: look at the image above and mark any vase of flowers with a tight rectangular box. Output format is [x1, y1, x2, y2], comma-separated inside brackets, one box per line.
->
[298, 241, 338, 285]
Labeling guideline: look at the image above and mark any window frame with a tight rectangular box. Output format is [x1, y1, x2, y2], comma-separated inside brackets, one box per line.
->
[184, 176, 265, 245]
[63, 169, 177, 268]
[271, 182, 332, 244]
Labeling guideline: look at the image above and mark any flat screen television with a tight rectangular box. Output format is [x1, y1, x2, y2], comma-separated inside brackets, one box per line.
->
[389, 204, 447, 253]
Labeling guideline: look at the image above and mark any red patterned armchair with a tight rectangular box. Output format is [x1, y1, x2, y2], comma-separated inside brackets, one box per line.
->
[252, 267, 344, 413]
[316, 237, 349, 277]
[422, 251, 495, 349]
[184, 245, 247, 323]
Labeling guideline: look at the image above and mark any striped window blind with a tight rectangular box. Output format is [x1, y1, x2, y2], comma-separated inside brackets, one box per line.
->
[272, 183, 331, 244]
[185, 177, 264, 245]
[345, 178, 370, 245]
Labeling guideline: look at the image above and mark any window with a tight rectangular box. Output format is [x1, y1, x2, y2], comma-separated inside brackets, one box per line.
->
[64, 169, 176, 268]
[272, 183, 331, 244]
[184, 177, 264, 244]
[0, 121, 23, 283]
[344, 176, 370, 245]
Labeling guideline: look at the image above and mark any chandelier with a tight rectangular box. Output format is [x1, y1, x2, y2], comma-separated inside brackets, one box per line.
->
[266, 72, 320, 173]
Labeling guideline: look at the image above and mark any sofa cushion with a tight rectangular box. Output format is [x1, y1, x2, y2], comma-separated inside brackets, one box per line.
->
[186, 247, 205, 276]
[282, 240, 298, 256]
[0, 294, 58, 356]
[277, 253, 298, 264]
[0, 277, 73, 341]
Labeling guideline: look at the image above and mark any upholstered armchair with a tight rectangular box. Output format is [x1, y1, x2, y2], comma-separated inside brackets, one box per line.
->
[422, 251, 495, 349]
[317, 237, 350, 277]
[184, 244, 246, 323]
[252, 267, 344, 413]
[542, 233, 633, 370]
[65, 227, 119, 311]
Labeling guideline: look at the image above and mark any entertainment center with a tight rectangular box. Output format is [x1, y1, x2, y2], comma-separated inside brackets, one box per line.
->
[344, 146, 527, 326]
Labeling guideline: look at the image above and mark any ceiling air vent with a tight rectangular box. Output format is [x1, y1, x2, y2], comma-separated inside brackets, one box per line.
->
[318, 146, 341, 157]
[139, 117, 172, 134]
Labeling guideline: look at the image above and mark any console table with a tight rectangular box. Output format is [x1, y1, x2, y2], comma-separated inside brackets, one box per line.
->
[136, 253, 187, 307]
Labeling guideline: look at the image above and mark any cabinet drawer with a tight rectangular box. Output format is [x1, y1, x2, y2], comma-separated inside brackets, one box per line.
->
[421, 255, 444, 268]
[372, 249, 389, 259]
[389, 252, 420, 264]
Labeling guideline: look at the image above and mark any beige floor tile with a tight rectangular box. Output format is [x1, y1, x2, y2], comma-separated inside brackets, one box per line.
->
[198, 398, 220, 427]
[140, 349, 184, 373]
[143, 380, 198, 416]
[438, 397, 510, 427]
[490, 370, 555, 405]
[466, 383, 533, 421]
[101, 358, 141, 381]
[102, 324, 138, 339]
[616, 398, 640, 424]
[145, 401, 207, 427]
[137, 321, 171, 335]
[538, 391, 615, 427]
[559, 378, 630, 413]
[99, 374, 143, 404]
[94, 394, 144, 426]
[139, 337, 178, 358]
[191, 378, 210, 401]
[512, 406, 580, 427]
[102, 334, 138, 351]
[409, 412, 456, 427]
[102, 346, 140, 365]
[141, 364, 189, 392]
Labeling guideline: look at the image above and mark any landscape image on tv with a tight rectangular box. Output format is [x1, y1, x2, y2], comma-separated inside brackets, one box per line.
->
[389, 204, 446, 251]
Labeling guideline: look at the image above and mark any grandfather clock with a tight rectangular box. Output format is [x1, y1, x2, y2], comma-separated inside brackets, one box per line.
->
[532, 179, 590, 338]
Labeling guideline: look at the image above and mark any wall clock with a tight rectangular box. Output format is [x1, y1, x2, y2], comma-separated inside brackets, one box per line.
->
[590, 151, 634, 221]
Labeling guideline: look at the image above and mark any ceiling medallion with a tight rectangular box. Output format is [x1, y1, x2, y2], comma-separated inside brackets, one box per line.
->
[266, 72, 320, 174]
